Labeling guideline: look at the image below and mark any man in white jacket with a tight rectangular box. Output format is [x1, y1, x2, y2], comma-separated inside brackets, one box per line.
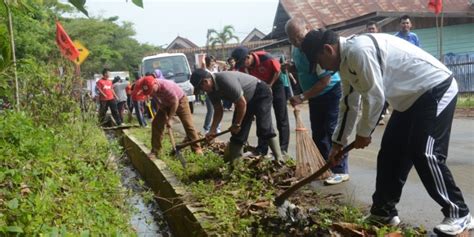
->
[301, 29, 472, 235]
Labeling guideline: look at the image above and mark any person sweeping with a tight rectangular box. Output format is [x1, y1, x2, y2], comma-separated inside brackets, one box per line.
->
[134, 75, 203, 156]
[190, 69, 282, 162]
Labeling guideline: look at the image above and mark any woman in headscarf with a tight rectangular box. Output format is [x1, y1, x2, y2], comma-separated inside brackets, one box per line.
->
[154, 69, 166, 79]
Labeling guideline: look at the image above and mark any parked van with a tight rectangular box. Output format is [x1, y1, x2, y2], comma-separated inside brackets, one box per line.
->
[141, 53, 195, 112]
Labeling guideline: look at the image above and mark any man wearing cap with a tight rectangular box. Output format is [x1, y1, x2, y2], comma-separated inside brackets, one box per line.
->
[284, 18, 350, 185]
[135, 75, 202, 155]
[231, 46, 290, 157]
[301, 29, 472, 235]
[190, 69, 282, 162]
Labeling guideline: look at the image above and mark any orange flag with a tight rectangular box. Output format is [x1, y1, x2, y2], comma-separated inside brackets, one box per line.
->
[428, 0, 443, 15]
[55, 21, 79, 62]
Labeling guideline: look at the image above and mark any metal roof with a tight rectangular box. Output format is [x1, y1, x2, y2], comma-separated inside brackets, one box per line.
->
[281, 0, 473, 30]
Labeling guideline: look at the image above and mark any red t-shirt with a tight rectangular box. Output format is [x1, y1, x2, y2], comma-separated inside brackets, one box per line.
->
[239, 51, 281, 84]
[96, 77, 114, 101]
[131, 78, 147, 101]
[125, 84, 132, 95]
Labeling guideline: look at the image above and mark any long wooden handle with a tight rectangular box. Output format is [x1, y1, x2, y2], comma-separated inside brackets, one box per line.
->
[274, 142, 355, 206]
[175, 129, 230, 150]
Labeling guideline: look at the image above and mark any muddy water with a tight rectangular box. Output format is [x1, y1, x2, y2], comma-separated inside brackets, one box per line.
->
[106, 131, 172, 237]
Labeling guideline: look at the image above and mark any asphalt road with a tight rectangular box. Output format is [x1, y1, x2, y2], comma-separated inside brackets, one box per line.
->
[183, 102, 474, 231]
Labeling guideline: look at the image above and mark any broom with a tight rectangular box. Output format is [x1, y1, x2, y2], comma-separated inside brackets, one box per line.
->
[289, 86, 332, 179]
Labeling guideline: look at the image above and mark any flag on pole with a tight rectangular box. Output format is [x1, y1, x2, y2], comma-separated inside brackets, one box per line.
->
[55, 21, 79, 62]
[428, 0, 443, 15]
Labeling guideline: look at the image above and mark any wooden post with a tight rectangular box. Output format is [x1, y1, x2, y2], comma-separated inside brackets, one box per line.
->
[5, 0, 19, 111]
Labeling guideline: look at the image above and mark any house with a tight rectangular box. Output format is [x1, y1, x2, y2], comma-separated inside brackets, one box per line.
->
[241, 28, 267, 43]
[263, 0, 474, 91]
[166, 36, 199, 50]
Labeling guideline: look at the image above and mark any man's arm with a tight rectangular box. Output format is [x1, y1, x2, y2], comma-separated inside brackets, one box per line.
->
[231, 96, 247, 127]
[268, 71, 281, 87]
[290, 74, 331, 105]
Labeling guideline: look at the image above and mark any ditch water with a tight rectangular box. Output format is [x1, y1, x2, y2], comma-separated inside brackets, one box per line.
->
[107, 131, 172, 237]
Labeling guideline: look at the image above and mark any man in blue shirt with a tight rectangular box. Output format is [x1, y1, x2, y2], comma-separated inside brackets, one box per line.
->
[285, 18, 349, 185]
[394, 15, 420, 47]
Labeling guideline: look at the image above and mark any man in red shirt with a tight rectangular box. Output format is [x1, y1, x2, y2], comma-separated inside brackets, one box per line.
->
[136, 76, 203, 155]
[231, 47, 290, 157]
[96, 68, 122, 126]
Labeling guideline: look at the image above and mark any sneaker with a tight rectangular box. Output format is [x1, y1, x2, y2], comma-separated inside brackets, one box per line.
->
[324, 173, 350, 185]
[364, 214, 401, 226]
[434, 213, 474, 236]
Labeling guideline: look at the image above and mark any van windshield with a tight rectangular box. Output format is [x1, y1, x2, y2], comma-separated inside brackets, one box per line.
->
[142, 55, 190, 83]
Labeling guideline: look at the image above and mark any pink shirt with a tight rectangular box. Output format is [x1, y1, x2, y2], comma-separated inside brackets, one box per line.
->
[151, 79, 185, 108]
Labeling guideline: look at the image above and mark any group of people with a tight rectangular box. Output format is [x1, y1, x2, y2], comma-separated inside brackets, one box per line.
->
[99, 14, 472, 235]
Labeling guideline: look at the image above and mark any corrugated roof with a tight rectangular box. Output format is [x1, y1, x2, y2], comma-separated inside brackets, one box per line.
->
[281, 0, 473, 30]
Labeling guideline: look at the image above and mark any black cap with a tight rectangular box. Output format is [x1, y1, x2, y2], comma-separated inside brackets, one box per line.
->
[190, 69, 210, 93]
[231, 46, 249, 69]
[301, 29, 338, 72]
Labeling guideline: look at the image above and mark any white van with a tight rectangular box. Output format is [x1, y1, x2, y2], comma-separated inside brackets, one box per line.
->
[141, 53, 195, 112]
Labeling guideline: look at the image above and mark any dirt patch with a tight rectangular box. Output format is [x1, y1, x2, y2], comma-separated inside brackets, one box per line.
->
[455, 108, 474, 118]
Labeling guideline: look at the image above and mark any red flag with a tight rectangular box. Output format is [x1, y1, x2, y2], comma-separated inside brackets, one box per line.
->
[428, 0, 443, 14]
[55, 21, 79, 62]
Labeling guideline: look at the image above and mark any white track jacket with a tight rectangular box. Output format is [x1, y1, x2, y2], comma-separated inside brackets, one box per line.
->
[333, 33, 453, 146]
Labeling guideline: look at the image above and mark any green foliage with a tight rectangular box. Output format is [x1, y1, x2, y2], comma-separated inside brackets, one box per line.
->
[0, 110, 135, 235]
[207, 25, 239, 60]
[457, 93, 474, 108]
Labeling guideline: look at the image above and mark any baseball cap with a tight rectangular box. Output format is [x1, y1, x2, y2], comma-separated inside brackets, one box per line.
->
[190, 69, 210, 93]
[140, 76, 157, 96]
[301, 29, 338, 72]
[231, 46, 249, 69]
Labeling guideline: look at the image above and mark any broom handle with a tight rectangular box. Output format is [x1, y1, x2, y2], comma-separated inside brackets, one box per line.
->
[175, 129, 230, 150]
[274, 142, 355, 205]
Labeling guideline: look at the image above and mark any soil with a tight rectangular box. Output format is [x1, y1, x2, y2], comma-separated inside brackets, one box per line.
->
[454, 108, 474, 118]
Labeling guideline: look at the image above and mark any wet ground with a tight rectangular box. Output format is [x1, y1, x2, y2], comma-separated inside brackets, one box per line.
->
[183, 103, 474, 233]
[106, 132, 172, 237]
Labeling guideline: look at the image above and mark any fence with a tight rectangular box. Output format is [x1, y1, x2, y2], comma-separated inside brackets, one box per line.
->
[444, 52, 474, 93]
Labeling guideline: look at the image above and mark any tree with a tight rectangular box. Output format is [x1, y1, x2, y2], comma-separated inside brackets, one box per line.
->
[207, 25, 239, 60]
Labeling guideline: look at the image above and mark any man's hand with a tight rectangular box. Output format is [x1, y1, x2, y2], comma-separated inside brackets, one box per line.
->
[230, 124, 241, 135]
[205, 130, 217, 142]
[289, 96, 303, 106]
[354, 135, 371, 149]
[328, 143, 344, 167]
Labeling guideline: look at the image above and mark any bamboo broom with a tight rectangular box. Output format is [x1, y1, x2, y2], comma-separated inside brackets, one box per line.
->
[285, 61, 331, 179]
[293, 108, 332, 180]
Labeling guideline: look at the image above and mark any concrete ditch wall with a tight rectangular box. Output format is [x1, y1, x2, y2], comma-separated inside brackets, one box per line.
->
[116, 129, 210, 237]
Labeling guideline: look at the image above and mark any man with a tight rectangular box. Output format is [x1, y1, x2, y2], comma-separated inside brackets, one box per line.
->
[135, 75, 202, 155]
[395, 15, 420, 46]
[96, 68, 122, 126]
[113, 76, 129, 123]
[301, 29, 472, 235]
[366, 21, 379, 33]
[190, 69, 282, 162]
[365, 20, 389, 126]
[231, 47, 290, 156]
[284, 18, 349, 185]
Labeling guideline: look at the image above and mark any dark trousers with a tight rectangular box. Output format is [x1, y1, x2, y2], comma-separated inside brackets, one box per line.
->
[230, 82, 276, 145]
[371, 77, 469, 218]
[308, 83, 347, 174]
[256, 80, 290, 153]
[98, 99, 122, 126]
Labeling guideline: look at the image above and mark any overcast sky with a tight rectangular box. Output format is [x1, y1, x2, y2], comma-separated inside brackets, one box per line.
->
[81, 0, 279, 47]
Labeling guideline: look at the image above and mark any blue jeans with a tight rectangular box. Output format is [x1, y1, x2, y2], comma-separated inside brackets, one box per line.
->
[308, 83, 348, 174]
[203, 96, 213, 131]
[133, 100, 147, 127]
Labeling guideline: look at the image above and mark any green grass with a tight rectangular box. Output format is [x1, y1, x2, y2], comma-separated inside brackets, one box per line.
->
[0, 111, 135, 236]
[128, 128, 426, 235]
[457, 93, 474, 108]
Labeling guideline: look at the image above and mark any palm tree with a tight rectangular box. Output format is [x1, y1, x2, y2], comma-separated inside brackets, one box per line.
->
[207, 25, 239, 60]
